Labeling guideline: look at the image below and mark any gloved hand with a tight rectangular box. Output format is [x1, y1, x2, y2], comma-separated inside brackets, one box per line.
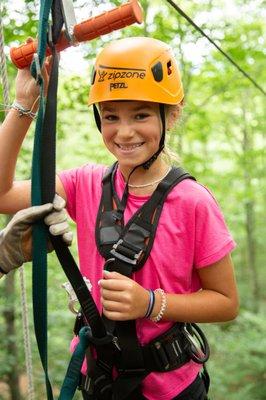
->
[0, 195, 73, 275]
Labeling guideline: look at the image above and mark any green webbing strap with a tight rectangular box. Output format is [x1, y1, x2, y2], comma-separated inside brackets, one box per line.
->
[58, 327, 90, 400]
[31, 1, 54, 399]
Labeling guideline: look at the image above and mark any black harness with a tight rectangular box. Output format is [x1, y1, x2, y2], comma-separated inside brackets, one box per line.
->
[78, 162, 210, 400]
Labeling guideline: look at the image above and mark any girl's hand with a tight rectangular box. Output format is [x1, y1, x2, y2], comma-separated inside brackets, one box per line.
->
[15, 38, 51, 110]
[99, 270, 150, 321]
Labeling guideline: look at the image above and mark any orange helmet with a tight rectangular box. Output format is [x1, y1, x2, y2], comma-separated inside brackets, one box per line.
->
[88, 36, 184, 106]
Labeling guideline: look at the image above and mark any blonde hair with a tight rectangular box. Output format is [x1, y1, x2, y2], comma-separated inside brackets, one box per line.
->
[162, 102, 184, 166]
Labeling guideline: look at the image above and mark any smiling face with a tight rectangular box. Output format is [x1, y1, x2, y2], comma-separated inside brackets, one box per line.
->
[100, 101, 162, 173]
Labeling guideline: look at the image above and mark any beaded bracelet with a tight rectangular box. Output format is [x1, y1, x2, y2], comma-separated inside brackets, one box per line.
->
[151, 288, 167, 323]
[10, 100, 39, 120]
[144, 289, 155, 318]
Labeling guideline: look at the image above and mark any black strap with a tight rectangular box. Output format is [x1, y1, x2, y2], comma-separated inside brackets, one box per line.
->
[96, 163, 195, 272]
[40, 2, 109, 340]
[93, 164, 195, 400]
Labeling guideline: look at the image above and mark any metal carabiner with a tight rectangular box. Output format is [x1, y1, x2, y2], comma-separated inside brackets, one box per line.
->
[60, 0, 78, 44]
[62, 277, 92, 314]
[182, 323, 210, 364]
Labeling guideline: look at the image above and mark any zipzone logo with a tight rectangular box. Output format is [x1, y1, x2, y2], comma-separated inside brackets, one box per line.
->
[97, 67, 146, 83]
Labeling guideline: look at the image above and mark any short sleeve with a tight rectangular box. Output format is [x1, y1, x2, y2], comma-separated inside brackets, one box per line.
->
[194, 185, 236, 268]
[58, 168, 79, 221]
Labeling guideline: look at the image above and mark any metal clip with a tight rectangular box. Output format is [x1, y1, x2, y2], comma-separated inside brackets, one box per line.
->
[182, 323, 209, 364]
[33, 53, 42, 82]
[110, 239, 143, 265]
[60, 0, 78, 44]
[62, 277, 92, 314]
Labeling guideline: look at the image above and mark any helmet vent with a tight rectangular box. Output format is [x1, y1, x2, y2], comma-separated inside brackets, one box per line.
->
[167, 60, 172, 75]
[151, 62, 163, 82]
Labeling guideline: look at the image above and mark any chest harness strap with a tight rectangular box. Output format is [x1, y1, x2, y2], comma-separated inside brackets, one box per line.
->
[78, 162, 209, 400]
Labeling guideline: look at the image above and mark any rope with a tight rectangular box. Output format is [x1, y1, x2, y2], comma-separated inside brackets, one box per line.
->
[0, 12, 10, 107]
[165, 0, 266, 97]
[0, 10, 35, 400]
[19, 267, 35, 400]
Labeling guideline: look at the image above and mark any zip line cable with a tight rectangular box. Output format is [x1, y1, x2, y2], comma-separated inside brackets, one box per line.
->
[165, 0, 266, 97]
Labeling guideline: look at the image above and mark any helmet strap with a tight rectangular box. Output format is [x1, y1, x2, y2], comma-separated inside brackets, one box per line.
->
[93, 104, 102, 132]
[121, 104, 166, 212]
[142, 103, 165, 169]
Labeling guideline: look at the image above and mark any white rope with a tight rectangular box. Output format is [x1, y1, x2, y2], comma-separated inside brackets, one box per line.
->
[18, 267, 35, 400]
[0, 10, 35, 400]
[0, 11, 9, 107]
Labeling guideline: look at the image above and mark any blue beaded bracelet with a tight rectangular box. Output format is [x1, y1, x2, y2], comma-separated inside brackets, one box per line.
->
[144, 289, 155, 318]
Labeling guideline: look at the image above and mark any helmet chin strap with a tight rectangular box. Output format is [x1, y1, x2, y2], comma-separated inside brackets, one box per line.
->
[142, 103, 165, 170]
[93, 104, 102, 132]
[127, 103, 165, 176]
[93, 102, 166, 208]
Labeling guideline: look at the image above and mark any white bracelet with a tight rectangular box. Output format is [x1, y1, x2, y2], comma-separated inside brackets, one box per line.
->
[151, 288, 167, 323]
[11, 101, 37, 120]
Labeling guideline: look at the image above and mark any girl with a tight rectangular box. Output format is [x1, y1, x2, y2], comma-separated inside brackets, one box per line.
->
[0, 37, 238, 399]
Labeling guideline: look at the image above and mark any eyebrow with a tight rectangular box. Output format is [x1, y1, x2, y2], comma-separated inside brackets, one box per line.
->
[101, 104, 154, 113]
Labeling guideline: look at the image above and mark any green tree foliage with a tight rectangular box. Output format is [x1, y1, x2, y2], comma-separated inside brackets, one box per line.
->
[0, 0, 265, 398]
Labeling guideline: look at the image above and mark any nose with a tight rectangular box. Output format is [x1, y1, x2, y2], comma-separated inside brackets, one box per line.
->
[116, 120, 135, 140]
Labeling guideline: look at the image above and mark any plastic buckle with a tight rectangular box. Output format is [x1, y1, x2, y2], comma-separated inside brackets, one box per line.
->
[152, 341, 170, 371]
[110, 239, 143, 265]
[171, 338, 182, 359]
[84, 326, 117, 349]
[81, 374, 94, 395]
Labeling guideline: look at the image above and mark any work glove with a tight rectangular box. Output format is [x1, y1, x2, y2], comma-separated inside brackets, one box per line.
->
[0, 195, 73, 275]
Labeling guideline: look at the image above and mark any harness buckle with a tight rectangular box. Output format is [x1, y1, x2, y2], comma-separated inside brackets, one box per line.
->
[80, 373, 94, 395]
[110, 239, 143, 265]
[147, 324, 189, 371]
[152, 341, 170, 371]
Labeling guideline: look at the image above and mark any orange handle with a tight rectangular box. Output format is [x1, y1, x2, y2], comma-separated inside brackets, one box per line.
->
[10, 0, 143, 69]
[10, 32, 69, 69]
[74, 0, 143, 42]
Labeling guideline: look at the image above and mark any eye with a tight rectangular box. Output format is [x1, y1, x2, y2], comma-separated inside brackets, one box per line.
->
[102, 114, 118, 121]
[135, 113, 149, 120]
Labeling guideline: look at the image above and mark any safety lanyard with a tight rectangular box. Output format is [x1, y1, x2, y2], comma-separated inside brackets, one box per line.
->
[31, 2, 116, 399]
[31, 1, 54, 397]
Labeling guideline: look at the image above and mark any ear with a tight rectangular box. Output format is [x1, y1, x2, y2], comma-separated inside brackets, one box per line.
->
[166, 104, 182, 130]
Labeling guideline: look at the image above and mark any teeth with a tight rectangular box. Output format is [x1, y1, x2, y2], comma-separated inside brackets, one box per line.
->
[118, 143, 142, 150]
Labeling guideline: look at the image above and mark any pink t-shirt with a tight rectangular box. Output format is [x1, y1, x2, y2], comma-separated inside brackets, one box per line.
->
[59, 163, 236, 400]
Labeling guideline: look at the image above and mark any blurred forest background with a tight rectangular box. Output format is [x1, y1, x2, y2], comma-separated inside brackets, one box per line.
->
[0, 0, 265, 399]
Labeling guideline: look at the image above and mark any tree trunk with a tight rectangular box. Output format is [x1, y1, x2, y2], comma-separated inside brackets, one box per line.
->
[244, 199, 259, 312]
[3, 271, 22, 400]
[242, 102, 260, 312]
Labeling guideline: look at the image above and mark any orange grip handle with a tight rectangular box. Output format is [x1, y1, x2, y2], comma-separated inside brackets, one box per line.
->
[10, 32, 69, 69]
[74, 0, 143, 42]
[10, 0, 143, 69]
